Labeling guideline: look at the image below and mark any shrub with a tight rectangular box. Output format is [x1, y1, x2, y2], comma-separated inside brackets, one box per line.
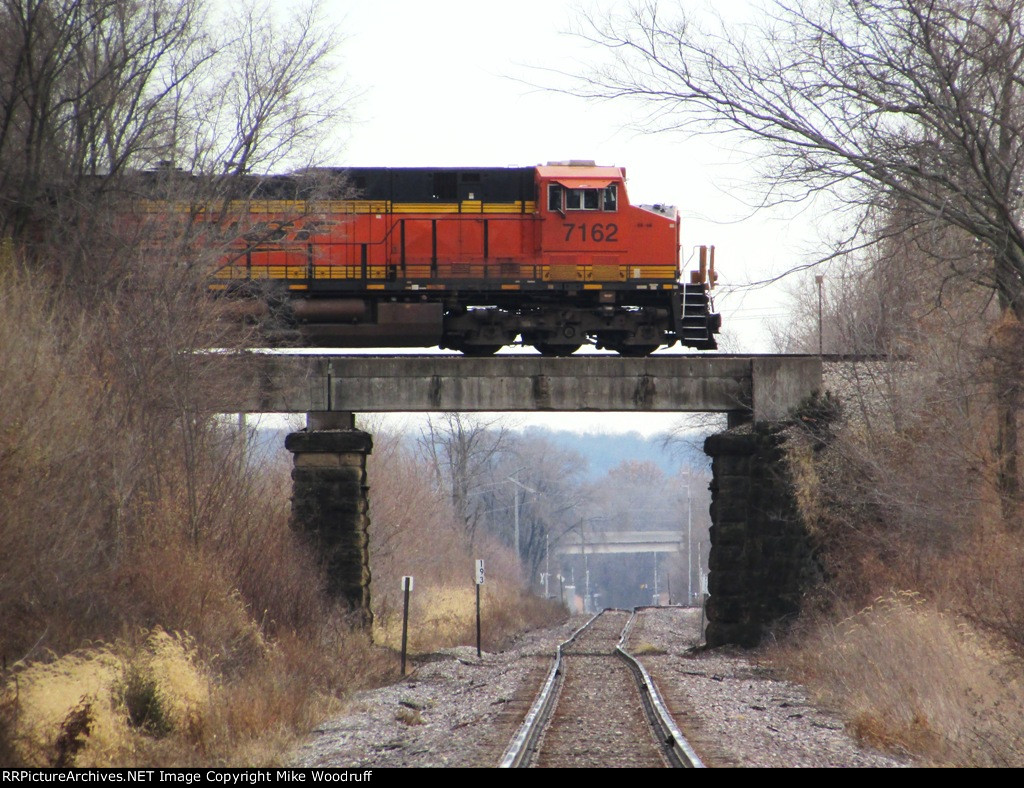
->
[118, 667, 171, 738]
[53, 700, 94, 766]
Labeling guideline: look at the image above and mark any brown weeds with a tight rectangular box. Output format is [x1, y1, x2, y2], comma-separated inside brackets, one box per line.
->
[774, 593, 1024, 766]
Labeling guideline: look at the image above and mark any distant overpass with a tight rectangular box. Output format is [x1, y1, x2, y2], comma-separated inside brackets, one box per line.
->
[554, 530, 684, 555]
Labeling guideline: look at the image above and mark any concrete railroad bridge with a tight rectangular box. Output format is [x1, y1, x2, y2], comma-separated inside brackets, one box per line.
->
[219, 353, 824, 647]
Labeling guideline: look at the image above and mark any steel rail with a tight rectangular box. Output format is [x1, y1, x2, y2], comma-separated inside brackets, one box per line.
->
[499, 608, 704, 768]
[617, 609, 706, 768]
[497, 611, 602, 768]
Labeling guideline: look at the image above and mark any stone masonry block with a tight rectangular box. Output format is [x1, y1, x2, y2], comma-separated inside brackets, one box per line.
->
[293, 453, 369, 469]
[285, 430, 373, 454]
[704, 423, 820, 648]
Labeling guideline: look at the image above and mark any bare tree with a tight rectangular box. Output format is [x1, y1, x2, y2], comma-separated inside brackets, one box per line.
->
[569, 0, 1024, 519]
[0, 0, 207, 288]
[0, 0, 348, 288]
[487, 434, 587, 586]
[197, 0, 347, 177]
[0, 0, 352, 561]
[417, 413, 511, 545]
[770, 204, 991, 356]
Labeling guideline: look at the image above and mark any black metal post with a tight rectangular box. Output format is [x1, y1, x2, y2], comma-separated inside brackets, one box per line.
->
[401, 583, 411, 676]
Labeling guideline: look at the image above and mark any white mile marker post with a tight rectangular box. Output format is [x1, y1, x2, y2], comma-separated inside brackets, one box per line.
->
[475, 559, 485, 658]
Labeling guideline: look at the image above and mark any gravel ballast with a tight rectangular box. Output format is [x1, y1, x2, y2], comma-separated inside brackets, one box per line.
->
[290, 607, 910, 768]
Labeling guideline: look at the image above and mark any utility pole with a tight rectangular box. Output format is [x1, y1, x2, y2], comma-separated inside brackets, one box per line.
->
[585, 555, 591, 613]
[507, 476, 539, 566]
[653, 553, 659, 605]
[815, 274, 825, 356]
[687, 491, 693, 606]
[580, 518, 590, 612]
[513, 488, 520, 559]
[237, 412, 247, 467]
[544, 533, 550, 597]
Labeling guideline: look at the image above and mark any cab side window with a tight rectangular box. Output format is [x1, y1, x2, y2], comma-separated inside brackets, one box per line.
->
[566, 188, 599, 210]
[603, 185, 617, 211]
[548, 184, 564, 212]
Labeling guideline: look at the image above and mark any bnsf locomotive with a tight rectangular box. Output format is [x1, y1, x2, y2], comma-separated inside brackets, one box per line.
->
[209, 161, 720, 355]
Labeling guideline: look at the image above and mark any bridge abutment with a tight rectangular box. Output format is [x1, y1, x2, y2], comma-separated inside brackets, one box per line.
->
[285, 412, 373, 626]
[703, 424, 818, 647]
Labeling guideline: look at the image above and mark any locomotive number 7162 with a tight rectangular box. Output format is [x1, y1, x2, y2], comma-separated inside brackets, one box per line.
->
[563, 222, 619, 242]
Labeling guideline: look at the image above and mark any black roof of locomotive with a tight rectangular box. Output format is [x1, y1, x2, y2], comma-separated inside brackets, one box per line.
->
[304, 167, 537, 203]
[133, 166, 538, 203]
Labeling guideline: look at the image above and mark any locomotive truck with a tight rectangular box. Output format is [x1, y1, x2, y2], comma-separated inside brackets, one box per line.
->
[207, 161, 720, 355]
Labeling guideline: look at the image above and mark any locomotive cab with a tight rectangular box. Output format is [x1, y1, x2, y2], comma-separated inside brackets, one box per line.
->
[535, 163, 680, 289]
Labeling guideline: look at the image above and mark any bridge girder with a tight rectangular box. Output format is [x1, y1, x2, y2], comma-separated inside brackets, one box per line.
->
[219, 354, 822, 422]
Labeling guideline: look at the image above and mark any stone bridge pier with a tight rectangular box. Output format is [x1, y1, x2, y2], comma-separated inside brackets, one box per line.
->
[285, 411, 373, 625]
[703, 425, 819, 647]
[227, 353, 823, 646]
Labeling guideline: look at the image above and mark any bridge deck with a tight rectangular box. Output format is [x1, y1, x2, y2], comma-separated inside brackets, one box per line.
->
[221, 353, 821, 421]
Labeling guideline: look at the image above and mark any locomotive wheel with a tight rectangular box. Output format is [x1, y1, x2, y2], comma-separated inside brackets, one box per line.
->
[534, 343, 582, 357]
[615, 345, 659, 357]
[458, 345, 502, 356]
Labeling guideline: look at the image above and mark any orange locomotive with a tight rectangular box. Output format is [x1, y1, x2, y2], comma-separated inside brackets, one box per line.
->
[209, 161, 720, 355]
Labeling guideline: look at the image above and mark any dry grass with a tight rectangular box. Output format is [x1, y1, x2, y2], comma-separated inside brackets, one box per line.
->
[374, 587, 475, 653]
[366, 428, 566, 657]
[630, 642, 668, 656]
[0, 267, 396, 766]
[394, 708, 424, 726]
[951, 526, 1024, 651]
[776, 305, 1024, 766]
[780, 382, 1024, 766]
[770, 190, 1024, 768]
[3, 630, 209, 766]
[192, 628, 394, 767]
[1, 623, 395, 767]
[374, 582, 564, 655]
[775, 593, 1024, 766]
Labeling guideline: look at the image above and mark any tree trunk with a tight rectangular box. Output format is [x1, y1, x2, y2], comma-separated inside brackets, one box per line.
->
[991, 267, 1023, 527]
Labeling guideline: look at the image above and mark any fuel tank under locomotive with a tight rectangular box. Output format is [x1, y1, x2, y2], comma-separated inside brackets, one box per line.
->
[289, 298, 444, 347]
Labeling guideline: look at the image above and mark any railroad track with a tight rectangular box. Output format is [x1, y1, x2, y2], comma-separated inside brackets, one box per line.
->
[499, 608, 705, 768]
